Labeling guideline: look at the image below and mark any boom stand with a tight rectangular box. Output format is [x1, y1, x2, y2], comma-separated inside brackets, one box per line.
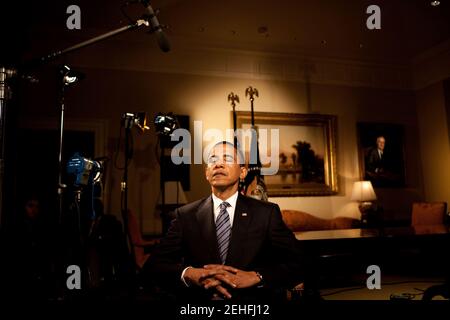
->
[0, 67, 15, 226]
[121, 116, 137, 281]
[25, 19, 151, 297]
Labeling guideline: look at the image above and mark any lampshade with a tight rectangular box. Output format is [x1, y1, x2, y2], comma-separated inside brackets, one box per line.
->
[158, 181, 188, 205]
[351, 181, 377, 202]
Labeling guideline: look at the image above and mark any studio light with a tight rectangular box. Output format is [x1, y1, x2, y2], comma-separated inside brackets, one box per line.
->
[60, 65, 84, 86]
[154, 112, 179, 135]
[66, 153, 103, 187]
[122, 112, 150, 132]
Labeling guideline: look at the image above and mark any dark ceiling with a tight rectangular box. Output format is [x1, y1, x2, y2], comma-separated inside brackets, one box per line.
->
[1, 0, 450, 65]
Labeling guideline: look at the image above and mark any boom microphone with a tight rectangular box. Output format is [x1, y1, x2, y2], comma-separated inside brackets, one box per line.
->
[141, 0, 171, 52]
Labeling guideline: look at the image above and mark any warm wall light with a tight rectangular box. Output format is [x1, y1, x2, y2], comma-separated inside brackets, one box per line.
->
[431, 1, 440, 7]
[351, 181, 377, 202]
[351, 181, 377, 226]
[122, 112, 150, 132]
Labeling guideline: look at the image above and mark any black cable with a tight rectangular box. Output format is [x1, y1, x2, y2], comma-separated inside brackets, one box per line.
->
[321, 280, 444, 297]
[382, 280, 443, 286]
[389, 287, 427, 300]
[114, 118, 135, 170]
[90, 182, 95, 220]
[120, 132, 132, 214]
[74, 195, 82, 243]
[176, 179, 179, 207]
[128, 127, 134, 160]
[320, 286, 366, 297]
[155, 135, 161, 165]
[121, 183, 125, 212]
[401, 291, 424, 298]
[114, 121, 125, 170]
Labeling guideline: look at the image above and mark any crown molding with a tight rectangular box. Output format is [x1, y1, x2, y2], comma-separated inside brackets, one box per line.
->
[412, 39, 450, 90]
[36, 27, 448, 91]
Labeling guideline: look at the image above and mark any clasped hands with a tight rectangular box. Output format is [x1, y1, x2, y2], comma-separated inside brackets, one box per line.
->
[183, 264, 261, 299]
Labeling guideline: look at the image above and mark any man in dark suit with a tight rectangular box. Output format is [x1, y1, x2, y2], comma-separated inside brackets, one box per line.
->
[365, 135, 401, 187]
[366, 136, 386, 175]
[144, 141, 303, 300]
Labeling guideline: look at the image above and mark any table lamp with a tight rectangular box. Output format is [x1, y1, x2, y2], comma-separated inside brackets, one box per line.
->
[351, 181, 377, 225]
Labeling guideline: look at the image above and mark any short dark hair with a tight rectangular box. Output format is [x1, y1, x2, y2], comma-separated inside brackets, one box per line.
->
[209, 140, 245, 166]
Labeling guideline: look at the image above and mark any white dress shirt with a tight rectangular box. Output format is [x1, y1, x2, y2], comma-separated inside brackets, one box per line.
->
[378, 149, 383, 159]
[211, 191, 238, 227]
[180, 191, 239, 286]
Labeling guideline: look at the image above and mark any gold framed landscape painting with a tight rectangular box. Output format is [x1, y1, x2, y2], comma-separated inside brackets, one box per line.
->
[235, 112, 338, 197]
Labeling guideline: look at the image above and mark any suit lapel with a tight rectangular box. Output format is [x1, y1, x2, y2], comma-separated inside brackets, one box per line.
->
[195, 196, 221, 263]
[226, 194, 252, 266]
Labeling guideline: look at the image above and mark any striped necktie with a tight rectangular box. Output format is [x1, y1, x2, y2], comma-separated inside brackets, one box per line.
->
[216, 202, 231, 264]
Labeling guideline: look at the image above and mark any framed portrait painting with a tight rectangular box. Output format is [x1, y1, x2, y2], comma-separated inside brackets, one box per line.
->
[357, 122, 406, 188]
[235, 112, 338, 196]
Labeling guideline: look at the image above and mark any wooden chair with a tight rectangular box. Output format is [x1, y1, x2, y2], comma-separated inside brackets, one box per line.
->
[411, 202, 447, 227]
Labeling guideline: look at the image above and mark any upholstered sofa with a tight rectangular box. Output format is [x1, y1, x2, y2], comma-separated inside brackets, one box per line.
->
[281, 210, 360, 232]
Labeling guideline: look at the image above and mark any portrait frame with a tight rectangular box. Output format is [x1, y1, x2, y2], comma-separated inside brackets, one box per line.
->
[356, 122, 406, 188]
[235, 111, 338, 197]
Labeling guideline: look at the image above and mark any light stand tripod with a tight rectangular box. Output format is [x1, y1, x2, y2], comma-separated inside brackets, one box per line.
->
[57, 66, 85, 224]
[65, 153, 103, 295]
[119, 112, 149, 284]
[121, 114, 137, 276]
[22, 18, 157, 298]
[0, 0, 170, 298]
[159, 135, 167, 234]
[153, 113, 179, 235]
[0, 67, 17, 226]
[23, 17, 152, 246]
[5, 16, 151, 231]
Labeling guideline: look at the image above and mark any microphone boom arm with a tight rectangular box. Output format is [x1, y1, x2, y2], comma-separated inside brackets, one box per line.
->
[28, 19, 150, 68]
